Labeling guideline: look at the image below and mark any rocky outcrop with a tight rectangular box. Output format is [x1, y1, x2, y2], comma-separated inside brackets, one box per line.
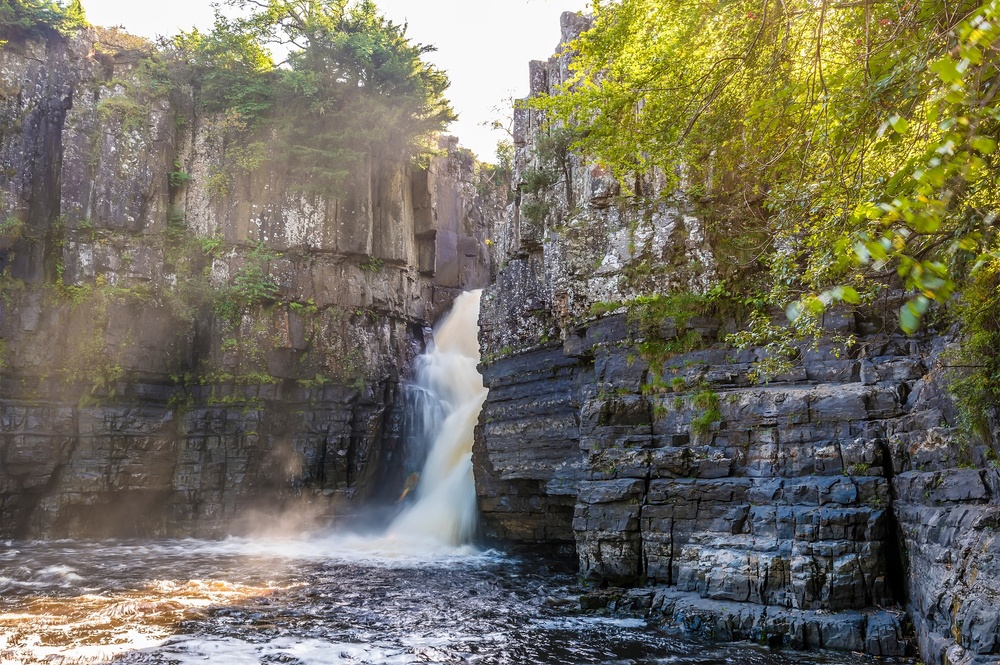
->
[474, 12, 1000, 663]
[0, 29, 499, 538]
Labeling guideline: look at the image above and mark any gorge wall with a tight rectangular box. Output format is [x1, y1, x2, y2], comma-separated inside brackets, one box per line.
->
[474, 13, 1000, 665]
[0, 29, 499, 538]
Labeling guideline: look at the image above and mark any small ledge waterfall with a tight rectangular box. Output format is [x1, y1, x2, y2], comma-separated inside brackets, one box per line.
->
[387, 290, 488, 547]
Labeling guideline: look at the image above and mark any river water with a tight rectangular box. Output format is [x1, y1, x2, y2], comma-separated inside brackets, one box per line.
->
[0, 536, 872, 665]
[0, 293, 876, 663]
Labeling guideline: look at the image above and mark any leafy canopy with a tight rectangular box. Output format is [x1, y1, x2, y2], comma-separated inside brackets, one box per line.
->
[0, 0, 86, 41]
[167, 0, 456, 195]
[537, 0, 1000, 333]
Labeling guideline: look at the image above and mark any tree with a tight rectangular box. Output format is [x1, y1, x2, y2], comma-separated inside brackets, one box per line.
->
[533, 0, 1000, 417]
[166, 1, 455, 196]
[0, 0, 86, 41]
[537, 0, 999, 322]
[222, 0, 456, 192]
[169, 20, 276, 122]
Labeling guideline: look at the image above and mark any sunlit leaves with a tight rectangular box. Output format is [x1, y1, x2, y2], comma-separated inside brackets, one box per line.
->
[972, 136, 997, 154]
[173, 0, 456, 196]
[535, 0, 1000, 394]
[889, 115, 910, 135]
[930, 56, 967, 84]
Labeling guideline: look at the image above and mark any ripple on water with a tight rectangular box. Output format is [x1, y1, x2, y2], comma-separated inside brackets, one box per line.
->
[151, 636, 417, 665]
[0, 538, 880, 665]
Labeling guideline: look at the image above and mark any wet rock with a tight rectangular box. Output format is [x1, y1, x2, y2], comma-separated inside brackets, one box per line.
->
[473, 13, 1000, 664]
[647, 588, 911, 654]
[0, 31, 498, 538]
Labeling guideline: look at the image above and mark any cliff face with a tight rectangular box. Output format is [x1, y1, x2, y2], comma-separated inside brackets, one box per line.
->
[475, 13, 1000, 664]
[0, 30, 499, 538]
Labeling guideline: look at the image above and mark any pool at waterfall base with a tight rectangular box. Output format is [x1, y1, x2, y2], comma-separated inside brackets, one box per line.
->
[0, 537, 875, 664]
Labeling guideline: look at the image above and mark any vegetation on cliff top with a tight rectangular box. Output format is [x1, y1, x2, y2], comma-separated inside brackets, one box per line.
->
[164, 0, 456, 195]
[0, 0, 85, 42]
[3, 0, 455, 196]
[533, 0, 1000, 428]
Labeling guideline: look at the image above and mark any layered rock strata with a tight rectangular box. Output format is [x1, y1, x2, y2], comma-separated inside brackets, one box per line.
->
[0, 30, 498, 537]
[474, 13, 1000, 663]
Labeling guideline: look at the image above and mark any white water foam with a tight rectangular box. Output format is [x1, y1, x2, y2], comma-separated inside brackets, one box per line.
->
[154, 636, 415, 665]
[0, 292, 494, 663]
[386, 289, 488, 548]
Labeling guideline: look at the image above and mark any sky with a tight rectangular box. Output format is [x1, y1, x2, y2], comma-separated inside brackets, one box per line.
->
[79, 0, 589, 161]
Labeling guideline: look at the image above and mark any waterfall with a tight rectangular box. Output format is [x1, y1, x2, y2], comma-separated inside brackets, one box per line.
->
[387, 289, 488, 547]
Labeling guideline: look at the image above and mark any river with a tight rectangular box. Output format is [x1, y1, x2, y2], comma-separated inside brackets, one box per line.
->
[0, 536, 872, 664]
[0, 292, 879, 664]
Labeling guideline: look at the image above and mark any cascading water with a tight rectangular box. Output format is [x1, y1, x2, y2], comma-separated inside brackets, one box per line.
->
[0, 288, 863, 664]
[387, 289, 488, 547]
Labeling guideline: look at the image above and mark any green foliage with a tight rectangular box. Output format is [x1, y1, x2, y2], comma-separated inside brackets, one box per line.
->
[630, 283, 757, 365]
[540, 0, 1000, 303]
[95, 97, 147, 133]
[288, 298, 319, 315]
[198, 234, 224, 256]
[518, 125, 583, 226]
[636, 332, 703, 369]
[628, 290, 715, 334]
[169, 20, 276, 124]
[0, 0, 85, 42]
[520, 199, 550, 226]
[522, 165, 558, 196]
[690, 389, 721, 435]
[541, 0, 1000, 416]
[225, 0, 454, 194]
[163, 1, 455, 198]
[836, 5, 1000, 333]
[360, 256, 384, 272]
[590, 300, 623, 317]
[651, 398, 669, 420]
[50, 261, 92, 306]
[948, 259, 1000, 438]
[168, 160, 194, 188]
[215, 243, 280, 323]
[0, 216, 24, 241]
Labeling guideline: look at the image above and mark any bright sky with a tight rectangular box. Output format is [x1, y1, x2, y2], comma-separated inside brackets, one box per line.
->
[79, 0, 589, 161]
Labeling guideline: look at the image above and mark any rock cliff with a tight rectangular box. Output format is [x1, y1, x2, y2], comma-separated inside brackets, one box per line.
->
[475, 13, 1000, 664]
[0, 29, 499, 538]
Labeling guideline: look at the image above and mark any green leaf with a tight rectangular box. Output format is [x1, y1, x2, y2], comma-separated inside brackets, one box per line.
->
[899, 304, 920, 333]
[972, 136, 997, 154]
[889, 115, 909, 135]
[786, 302, 803, 322]
[854, 241, 871, 263]
[866, 239, 888, 262]
[805, 297, 825, 316]
[838, 286, 860, 305]
[930, 57, 963, 83]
